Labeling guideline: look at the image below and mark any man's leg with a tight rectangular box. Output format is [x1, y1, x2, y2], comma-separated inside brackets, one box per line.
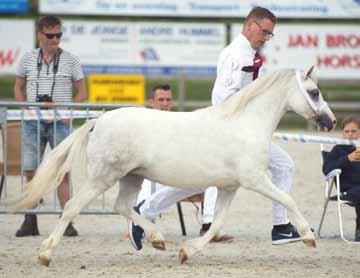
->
[136, 179, 161, 206]
[16, 121, 44, 237]
[129, 185, 204, 250]
[355, 206, 360, 241]
[140, 186, 203, 221]
[341, 187, 360, 241]
[202, 186, 217, 230]
[50, 121, 78, 236]
[269, 143, 301, 245]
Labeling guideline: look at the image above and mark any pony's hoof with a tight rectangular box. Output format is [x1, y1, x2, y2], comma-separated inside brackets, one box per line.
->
[303, 239, 316, 248]
[179, 248, 188, 264]
[152, 240, 166, 251]
[38, 255, 51, 267]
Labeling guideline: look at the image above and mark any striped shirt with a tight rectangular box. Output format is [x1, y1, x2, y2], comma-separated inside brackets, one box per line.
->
[16, 48, 84, 103]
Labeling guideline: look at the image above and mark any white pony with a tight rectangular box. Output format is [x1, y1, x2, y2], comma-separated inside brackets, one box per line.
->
[12, 67, 336, 266]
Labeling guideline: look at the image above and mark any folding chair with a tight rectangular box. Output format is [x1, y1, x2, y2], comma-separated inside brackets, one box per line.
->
[317, 144, 360, 244]
[0, 122, 22, 199]
[177, 193, 204, 236]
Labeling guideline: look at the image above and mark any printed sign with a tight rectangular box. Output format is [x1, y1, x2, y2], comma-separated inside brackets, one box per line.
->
[88, 74, 145, 104]
[232, 24, 360, 80]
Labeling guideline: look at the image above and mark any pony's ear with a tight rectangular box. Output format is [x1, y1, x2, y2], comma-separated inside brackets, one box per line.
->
[305, 65, 318, 83]
[305, 65, 315, 79]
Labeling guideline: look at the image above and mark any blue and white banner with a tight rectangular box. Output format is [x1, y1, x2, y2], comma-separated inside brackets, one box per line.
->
[39, 0, 360, 19]
[0, 20, 35, 75]
[0, 0, 28, 13]
[232, 24, 360, 80]
[61, 20, 225, 76]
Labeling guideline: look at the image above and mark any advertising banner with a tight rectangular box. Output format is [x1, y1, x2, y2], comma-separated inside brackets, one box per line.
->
[232, 24, 360, 80]
[0, 0, 28, 13]
[0, 20, 35, 75]
[39, 0, 360, 19]
[61, 20, 226, 76]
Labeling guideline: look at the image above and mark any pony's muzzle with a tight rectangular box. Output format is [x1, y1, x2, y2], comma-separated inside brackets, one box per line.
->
[314, 114, 336, 131]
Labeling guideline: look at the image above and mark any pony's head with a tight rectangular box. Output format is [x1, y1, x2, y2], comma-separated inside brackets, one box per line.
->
[288, 66, 336, 131]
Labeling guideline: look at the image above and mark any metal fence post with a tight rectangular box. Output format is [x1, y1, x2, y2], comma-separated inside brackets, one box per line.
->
[178, 72, 186, 111]
[0, 107, 7, 124]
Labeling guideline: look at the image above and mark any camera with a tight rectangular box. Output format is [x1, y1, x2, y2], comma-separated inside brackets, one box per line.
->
[36, 95, 53, 102]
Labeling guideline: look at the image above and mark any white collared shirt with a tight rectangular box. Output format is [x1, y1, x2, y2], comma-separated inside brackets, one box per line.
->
[211, 33, 258, 105]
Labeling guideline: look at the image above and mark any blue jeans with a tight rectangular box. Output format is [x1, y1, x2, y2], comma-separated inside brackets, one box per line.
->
[22, 120, 70, 171]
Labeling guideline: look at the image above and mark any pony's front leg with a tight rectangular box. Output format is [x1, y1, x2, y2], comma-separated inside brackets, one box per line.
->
[247, 173, 315, 247]
[114, 175, 165, 250]
[179, 187, 237, 264]
[39, 184, 105, 266]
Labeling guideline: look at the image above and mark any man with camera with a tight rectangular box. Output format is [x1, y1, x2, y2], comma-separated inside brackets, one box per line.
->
[14, 15, 86, 237]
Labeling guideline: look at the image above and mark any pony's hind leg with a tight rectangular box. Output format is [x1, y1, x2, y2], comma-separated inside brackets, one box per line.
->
[113, 175, 166, 250]
[246, 172, 315, 247]
[38, 182, 106, 266]
[179, 187, 237, 264]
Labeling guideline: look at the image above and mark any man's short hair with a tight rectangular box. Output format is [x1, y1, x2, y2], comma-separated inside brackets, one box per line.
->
[37, 15, 62, 31]
[244, 6, 276, 24]
[341, 116, 360, 130]
[151, 84, 171, 99]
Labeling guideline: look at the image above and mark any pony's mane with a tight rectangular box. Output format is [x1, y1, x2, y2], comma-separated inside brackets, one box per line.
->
[214, 69, 294, 118]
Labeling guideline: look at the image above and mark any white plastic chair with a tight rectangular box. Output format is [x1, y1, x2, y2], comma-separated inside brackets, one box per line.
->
[317, 144, 360, 244]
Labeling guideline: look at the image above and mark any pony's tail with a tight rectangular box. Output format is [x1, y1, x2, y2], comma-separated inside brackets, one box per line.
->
[10, 119, 96, 212]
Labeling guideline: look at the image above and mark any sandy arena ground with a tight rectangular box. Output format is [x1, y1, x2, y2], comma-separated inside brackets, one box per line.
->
[1, 130, 360, 278]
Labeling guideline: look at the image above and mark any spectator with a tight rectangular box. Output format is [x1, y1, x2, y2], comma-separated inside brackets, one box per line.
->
[135, 84, 173, 205]
[14, 15, 86, 237]
[128, 85, 234, 250]
[323, 116, 360, 241]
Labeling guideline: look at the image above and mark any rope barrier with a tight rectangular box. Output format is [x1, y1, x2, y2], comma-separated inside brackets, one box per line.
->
[6, 109, 105, 120]
[273, 132, 360, 146]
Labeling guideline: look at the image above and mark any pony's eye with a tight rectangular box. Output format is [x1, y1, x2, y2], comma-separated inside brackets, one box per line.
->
[308, 89, 319, 101]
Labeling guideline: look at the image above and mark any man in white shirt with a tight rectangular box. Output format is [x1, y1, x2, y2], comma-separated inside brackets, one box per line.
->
[210, 6, 300, 245]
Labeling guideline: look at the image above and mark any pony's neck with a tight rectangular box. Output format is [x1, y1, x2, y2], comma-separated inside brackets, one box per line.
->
[250, 84, 289, 140]
[221, 71, 292, 141]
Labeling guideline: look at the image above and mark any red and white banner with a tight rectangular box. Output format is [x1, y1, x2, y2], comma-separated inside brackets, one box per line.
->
[0, 20, 35, 75]
[232, 24, 360, 80]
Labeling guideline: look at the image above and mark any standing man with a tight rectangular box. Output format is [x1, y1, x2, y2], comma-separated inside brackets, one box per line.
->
[129, 6, 301, 250]
[210, 6, 300, 245]
[14, 15, 86, 237]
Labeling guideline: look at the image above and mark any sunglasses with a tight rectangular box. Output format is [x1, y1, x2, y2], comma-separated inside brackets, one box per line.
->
[41, 32, 63, 39]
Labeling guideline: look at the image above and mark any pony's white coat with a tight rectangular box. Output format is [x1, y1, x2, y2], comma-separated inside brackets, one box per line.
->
[13, 69, 336, 266]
